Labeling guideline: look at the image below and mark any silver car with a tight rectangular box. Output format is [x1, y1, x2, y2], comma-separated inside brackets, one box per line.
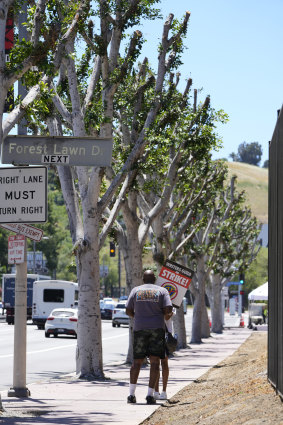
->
[112, 301, 129, 327]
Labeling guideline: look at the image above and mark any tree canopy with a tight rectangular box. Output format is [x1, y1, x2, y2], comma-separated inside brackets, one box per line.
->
[0, 0, 261, 379]
[230, 142, 263, 166]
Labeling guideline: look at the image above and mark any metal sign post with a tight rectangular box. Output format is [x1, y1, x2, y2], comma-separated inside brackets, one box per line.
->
[238, 285, 243, 316]
[8, 237, 30, 398]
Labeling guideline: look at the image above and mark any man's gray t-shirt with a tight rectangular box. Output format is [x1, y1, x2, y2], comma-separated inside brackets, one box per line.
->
[126, 284, 172, 331]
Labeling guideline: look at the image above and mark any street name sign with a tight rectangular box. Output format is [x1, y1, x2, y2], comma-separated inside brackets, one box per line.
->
[226, 281, 243, 286]
[156, 259, 194, 308]
[8, 234, 25, 264]
[0, 223, 43, 241]
[2, 135, 113, 166]
[0, 166, 47, 223]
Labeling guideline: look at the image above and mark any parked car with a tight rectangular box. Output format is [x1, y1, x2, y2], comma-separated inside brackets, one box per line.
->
[32, 280, 78, 329]
[0, 301, 4, 314]
[118, 295, 128, 301]
[101, 301, 116, 320]
[103, 297, 113, 303]
[112, 301, 129, 327]
[248, 302, 265, 327]
[44, 308, 78, 338]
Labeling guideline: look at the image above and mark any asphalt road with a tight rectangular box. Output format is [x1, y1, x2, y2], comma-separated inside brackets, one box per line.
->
[0, 320, 129, 392]
[0, 310, 194, 393]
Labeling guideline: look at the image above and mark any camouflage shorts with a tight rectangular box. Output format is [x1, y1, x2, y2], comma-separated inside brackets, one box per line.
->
[133, 328, 166, 359]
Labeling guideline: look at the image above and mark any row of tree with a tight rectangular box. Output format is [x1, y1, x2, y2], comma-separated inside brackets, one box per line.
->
[0, 1, 260, 379]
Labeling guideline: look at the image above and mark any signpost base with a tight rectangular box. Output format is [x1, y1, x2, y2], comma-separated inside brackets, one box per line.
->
[8, 387, 30, 398]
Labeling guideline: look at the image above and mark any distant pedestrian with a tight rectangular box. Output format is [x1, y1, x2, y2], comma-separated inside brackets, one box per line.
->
[263, 307, 268, 324]
[126, 270, 173, 405]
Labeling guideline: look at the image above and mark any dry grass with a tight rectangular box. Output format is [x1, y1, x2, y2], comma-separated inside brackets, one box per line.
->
[227, 162, 268, 223]
[142, 333, 283, 425]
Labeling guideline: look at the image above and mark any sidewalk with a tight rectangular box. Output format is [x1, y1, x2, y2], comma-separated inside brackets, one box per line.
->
[0, 327, 252, 425]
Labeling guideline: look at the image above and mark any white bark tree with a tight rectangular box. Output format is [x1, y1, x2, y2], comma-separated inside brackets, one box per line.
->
[43, 5, 191, 377]
[146, 159, 227, 345]
[129, 92, 228, 350]
[206, 194, 260, 333]
[0, 0, 77, 140]
[184, 170, 260, 341]
[117, 79, 229, 355]
[2, 0, 190, 378]
[48, 5, 188, 379]
[110, 15, 192, 362]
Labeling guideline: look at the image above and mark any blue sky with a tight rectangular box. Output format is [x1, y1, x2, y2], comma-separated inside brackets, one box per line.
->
[138, 0, 283, 165]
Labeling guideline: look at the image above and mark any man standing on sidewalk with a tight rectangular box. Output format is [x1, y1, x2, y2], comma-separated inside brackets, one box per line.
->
[126, 270, 173, 405]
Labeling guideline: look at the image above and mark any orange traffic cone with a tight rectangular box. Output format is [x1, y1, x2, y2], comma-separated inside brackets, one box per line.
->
[209, 318, 212, 327]
[239, 315, 245, 327]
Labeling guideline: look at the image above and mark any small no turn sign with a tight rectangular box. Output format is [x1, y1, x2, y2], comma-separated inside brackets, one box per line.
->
[8, 234, 25, 264]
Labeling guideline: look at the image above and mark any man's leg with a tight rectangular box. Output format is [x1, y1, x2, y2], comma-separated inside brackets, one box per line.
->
[128, 358, 143, 404]
[153, 360, 162, 400]
[148, 355, 161, 389]
[130, 358, 144, 384]
[145, 355, 160, 404]
[159, 356, 169, 399]
[161, 357, 169, 392]
[154, 368, 160, 393]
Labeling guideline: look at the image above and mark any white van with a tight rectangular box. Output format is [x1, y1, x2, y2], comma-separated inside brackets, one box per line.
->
[32, 280, 79, 329]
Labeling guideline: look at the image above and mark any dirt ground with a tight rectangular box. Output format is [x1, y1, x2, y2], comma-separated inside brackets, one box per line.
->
[142, 332, 283, 425]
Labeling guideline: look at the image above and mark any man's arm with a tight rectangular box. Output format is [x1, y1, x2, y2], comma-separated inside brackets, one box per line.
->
[126, 307, 135, 318]
[163, 305, 173, 321]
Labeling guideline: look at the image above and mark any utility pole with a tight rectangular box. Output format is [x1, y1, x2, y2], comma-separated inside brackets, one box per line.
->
[8, 238, 30, 397]
[17, 3, 28, 136]
[118, 247, 121, 298]
[238, 284, 242, 316]
[8, 3, 30, 398]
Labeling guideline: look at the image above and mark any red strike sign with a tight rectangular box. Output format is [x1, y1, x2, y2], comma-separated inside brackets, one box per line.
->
[156, 260, 194, 308]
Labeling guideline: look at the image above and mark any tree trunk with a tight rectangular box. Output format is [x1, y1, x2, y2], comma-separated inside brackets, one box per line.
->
[190, 288, 202, 343]
[47, 117, 104, 377]
[124, 239, 143, 364]
[120, 203, 144, 363]
[209, 274, 224, 333]
[76, 218, 104, 378]
[190, 261, 208, 343]
[201, 299, 210, 338]
[173, 306, 187, 349]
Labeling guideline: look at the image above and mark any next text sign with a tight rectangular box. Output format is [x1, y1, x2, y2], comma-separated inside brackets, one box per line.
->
[2, 135, 113, 166]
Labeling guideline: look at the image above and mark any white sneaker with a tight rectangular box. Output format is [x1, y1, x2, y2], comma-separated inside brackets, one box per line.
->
[159, 391, 167, 400]
[153, 391, 160, 400]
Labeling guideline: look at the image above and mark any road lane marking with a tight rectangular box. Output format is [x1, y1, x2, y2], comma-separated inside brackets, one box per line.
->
[102, 332, 128, 341]
[0, 332, 129, 359]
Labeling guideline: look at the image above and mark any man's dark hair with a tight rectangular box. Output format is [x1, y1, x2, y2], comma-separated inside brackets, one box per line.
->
[143, 270, 156, 284]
